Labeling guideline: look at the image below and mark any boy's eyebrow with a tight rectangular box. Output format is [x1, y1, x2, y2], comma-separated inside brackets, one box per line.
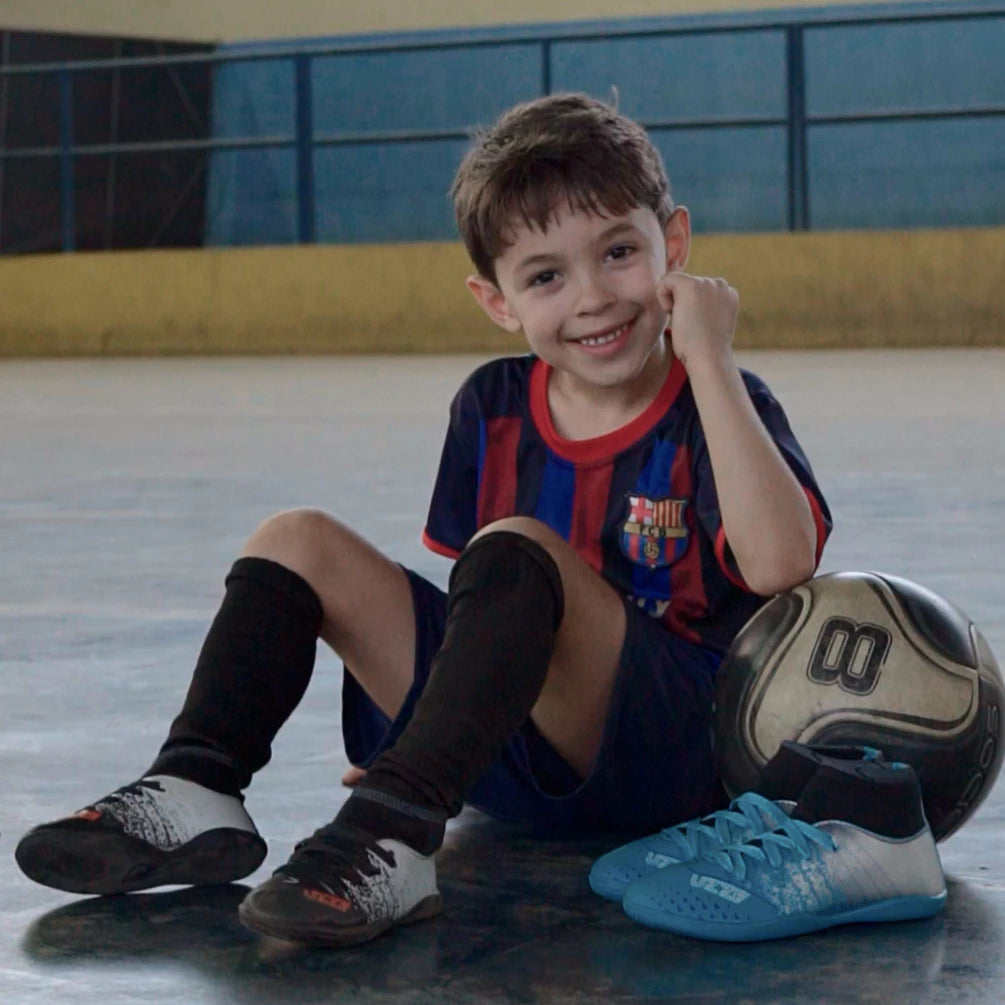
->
[597, 221, 639, 241]
[512, 221, 643, 272]
[513, 252, 560, 271]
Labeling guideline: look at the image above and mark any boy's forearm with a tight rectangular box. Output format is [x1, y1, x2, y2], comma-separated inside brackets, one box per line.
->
[684, 351, 818, 596]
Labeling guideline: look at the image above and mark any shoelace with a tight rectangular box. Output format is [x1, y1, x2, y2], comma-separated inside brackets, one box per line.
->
[280, 822, 394, 887]
[708, 817, 837, 881]
[657, 792, 792, 861]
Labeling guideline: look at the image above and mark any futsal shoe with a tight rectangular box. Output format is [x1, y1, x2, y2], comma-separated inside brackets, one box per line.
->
[588, 742, 885, 902]
[621, 758, 946, 942]
[15, 775, 266, 895]
[238, 821, 441, 948]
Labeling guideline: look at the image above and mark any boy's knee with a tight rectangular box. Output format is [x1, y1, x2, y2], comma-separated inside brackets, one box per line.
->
[243, 508, 348, 579]
[251, 507, 337, 545]
[471, 515, 560, 550]
[453, 528, 565, 628]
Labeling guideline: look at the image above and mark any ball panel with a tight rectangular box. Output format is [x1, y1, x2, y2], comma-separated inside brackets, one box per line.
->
[743, 573, 979, 755]
[878, 572, 979, 669]
[712, 590, 805, 796]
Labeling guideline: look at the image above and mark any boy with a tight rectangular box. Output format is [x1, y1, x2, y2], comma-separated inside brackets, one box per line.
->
[16, 93, 830, 948]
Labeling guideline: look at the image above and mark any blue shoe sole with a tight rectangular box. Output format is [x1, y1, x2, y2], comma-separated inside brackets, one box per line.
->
[623, 890, 947, 942]
[589, 873, 632, 902]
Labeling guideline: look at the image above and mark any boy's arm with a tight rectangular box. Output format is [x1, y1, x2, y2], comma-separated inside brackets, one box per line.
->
[660, 273, 818, 596]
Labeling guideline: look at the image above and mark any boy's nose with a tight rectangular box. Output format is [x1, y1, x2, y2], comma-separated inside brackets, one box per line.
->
[574, 271, 616, 315]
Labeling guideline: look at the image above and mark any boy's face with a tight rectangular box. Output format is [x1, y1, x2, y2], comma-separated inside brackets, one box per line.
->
[467, 203, 690, 395]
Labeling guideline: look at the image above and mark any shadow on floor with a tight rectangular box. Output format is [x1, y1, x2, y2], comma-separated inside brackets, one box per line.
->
[19, 814, 1004, 1005]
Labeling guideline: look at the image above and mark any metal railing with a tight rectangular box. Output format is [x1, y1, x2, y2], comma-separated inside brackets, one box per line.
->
[0, 3, 1003, 251]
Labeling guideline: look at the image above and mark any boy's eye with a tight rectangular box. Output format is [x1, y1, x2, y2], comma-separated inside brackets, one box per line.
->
[528, 270, 557, 287]
[608, 244, 634, 261]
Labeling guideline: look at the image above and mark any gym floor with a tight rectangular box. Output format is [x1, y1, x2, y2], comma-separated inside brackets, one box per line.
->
[3, 350, 1004, 1005]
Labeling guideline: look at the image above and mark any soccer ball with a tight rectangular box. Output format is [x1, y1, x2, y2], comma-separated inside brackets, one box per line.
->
[714, 571, 1004, 841]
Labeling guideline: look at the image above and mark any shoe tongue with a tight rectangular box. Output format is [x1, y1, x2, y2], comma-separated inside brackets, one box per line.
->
[755, 741, 822, 801]
[755, 741, 886, 802]
[790, 759, 926, 838]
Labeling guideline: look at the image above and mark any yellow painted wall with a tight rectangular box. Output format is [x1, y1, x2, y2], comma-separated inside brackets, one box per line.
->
[0, 0, 914, 43]
[1, 228, 1001, 357]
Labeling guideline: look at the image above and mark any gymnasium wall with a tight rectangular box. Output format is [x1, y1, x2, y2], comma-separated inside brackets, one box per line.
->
[0, 1, 1001, 355]
[205, 7, 1005, 245]
[1, 226, 1001, 356]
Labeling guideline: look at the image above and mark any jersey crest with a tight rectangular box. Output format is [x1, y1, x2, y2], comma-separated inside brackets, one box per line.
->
[621, 494, 689, 569]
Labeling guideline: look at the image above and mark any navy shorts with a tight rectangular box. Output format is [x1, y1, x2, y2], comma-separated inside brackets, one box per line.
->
[341, 568, 724, 836]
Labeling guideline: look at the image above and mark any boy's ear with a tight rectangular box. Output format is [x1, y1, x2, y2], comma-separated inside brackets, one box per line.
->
[465, 274, 523, 333]
[664, 205, 692, 271]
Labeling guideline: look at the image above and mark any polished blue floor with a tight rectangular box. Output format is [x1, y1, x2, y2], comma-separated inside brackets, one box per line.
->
[3, 351, 1004, 1004]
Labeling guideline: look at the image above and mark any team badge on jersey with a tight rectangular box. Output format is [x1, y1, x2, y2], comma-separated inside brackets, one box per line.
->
[621, 495, 689, 569]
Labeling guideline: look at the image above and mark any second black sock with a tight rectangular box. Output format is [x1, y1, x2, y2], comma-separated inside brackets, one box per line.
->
[340, 531, 565, 852]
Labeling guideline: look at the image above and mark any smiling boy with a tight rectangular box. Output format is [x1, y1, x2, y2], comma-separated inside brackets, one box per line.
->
[16, 93, 831, 948]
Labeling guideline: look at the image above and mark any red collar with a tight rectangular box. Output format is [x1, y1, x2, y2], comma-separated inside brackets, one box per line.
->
[529, 353, 687, 465]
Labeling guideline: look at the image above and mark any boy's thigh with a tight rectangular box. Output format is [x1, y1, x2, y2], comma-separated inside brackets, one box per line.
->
[341, 568, 447, 770]
[316, 542, 417, 720]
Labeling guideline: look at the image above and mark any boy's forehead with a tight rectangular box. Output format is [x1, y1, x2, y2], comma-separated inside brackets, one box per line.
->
[498, 203, 657, 257]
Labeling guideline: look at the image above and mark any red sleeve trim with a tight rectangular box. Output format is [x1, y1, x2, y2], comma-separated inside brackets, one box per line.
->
[714, 525, 749, 591]
[421, 528, 462, 559]
[805, 487, 829, 567]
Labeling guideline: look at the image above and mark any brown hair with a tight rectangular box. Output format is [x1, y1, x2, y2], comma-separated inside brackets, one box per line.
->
[451, 92, 674, 282]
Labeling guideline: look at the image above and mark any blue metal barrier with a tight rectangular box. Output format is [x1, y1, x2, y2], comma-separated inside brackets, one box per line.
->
[0, 2, 1002, 251]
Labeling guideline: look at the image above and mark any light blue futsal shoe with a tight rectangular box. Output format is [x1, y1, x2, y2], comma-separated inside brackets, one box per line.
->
[622, 758, 946, 942]
[589, 791, 793, 902]
[589, 741, 885, 902]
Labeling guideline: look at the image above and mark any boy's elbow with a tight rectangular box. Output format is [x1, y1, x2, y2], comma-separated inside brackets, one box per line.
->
[744, 548, 818, 597]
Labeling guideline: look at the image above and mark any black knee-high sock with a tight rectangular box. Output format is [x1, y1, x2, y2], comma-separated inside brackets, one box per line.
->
[337, 532, 564, 853]
[149, 557, 323, 795]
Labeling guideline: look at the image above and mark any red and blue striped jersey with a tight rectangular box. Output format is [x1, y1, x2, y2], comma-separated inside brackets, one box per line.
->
[422, 353, 831, 653]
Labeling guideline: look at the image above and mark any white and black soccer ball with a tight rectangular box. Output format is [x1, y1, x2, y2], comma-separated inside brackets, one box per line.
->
[714, 571, 1004, 841]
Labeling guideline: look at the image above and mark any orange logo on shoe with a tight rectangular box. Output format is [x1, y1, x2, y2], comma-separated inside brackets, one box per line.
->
[303, 888, 352, 912]
[74, 809, 102, 821]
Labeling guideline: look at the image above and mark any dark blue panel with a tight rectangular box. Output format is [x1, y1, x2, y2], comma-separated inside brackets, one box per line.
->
[652, 126, 788, 232]
[201, 10, 1005, 243]
[809, 118, 1005, 229]
[314, 139, 468, 242]
[311, 45, 543, 134]
[805, 16, 1005, 116]
[550, 31, 787, 121]
[205, 149, 297, 245]
[206, 60, 298, 244]
[210, 59, 295, 139]
[534, 455, 575, 541]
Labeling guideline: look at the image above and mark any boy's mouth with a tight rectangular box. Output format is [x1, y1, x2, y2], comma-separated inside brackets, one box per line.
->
[573, 319, 634, 348]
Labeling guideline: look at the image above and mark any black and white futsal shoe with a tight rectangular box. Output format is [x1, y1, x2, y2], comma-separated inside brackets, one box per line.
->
[238, 821, 441, 947]
[15, 775, 266, 895]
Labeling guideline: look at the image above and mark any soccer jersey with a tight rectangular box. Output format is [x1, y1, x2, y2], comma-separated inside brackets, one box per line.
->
[422, 353, 831, 653]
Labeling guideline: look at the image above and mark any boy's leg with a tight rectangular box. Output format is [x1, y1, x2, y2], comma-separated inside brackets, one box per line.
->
[499, 518, 627, 779]
[239, 517, 628, 945]
[367, 516, 625, 806]
[152, 508, 418, 791]
[16, 508, 419, 895]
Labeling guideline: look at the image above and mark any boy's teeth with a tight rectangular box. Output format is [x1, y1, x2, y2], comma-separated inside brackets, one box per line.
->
[579, 323, 628, 347]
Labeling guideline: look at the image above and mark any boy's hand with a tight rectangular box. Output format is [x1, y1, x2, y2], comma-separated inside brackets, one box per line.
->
[656, 271, 739, 370]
